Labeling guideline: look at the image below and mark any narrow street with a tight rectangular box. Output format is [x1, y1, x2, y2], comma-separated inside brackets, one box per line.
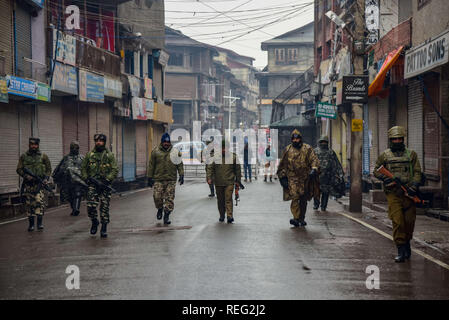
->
[1, 179, 449, 300]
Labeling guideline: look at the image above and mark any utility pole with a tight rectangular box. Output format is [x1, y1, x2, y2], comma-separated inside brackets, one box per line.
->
[349, 0, 365, 213]
[223, 89, 240, 142]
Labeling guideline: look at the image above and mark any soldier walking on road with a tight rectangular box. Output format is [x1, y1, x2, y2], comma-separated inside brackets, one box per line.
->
[16, 137, 52, 232]
[277, 129, 320, 227]
[313, 136, 345, 211]
[147, 133, 184, 225]
[373, 126, 422, 263]
[204, 138, 215, 198]
[81, 134, 118, 238]
[53, 141, 86, 216]
[206, 139, 242, 223]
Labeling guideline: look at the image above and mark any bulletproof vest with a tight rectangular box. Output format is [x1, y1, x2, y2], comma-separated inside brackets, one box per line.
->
[22, 151, 46, 178]
[384, 148, 412, 184]
[316, 149, 332, 172]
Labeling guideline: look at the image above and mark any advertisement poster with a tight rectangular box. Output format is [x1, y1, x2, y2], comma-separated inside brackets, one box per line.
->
[79, 70, 104, 103]
[132, 97, 147, 120]
[52, 62, 78, 95]
[0, 77, 8, 103]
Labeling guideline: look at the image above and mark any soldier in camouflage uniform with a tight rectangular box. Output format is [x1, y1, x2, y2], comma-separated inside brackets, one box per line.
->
[147, 133, 184, 225]
[277, 129, 320, 227]
[204, 138, 216, 198]
[81, 134, 118, 238]
[206, 139, 242, 224]
[374, 126, 422, 263]
[53, 141, 86, 216]
[16, 137, 52, 232]
[313, 136, 345, 211]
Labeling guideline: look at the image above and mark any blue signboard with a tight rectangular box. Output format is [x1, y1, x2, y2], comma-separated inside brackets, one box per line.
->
[79, 70, 104, 103]
[30, 0, 44, 8]
[52, 62, 78, 95]
[6, 76, 37, 99]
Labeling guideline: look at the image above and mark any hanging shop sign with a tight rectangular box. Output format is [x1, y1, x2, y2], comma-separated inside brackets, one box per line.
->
[131, 97, 147, 120]
[144, 98, 154, 119]
[404, 28, 449, 79]
[53, 29, 76, 66]
[0, 77, 8, 103]
[144, 77, 153, 99]
[315, 102, 337, 119]
[342, 75, 368, 103]
[365, 0, 379, 46]
[79, 70, 104, 103]
[36, 83, 51, 102]
[352, 119, 363, 132]
[104, 76, 122, 99]
[127, 75, 142, 97]
[52, 62, 78, 95]
[6, 76, 37, 99]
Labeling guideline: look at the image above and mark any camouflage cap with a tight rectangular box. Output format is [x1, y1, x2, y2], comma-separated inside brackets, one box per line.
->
[94, 133, 107, 142]
[388, 126, 406, 139]
[70, 140, 80, 147]
[29, 137, 40, 144]
[291, 129, 302, 139]
[318, 135, 329, 143]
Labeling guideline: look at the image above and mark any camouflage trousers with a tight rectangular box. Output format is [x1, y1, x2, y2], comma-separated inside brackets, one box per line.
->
[153, 181, 176, 212]
[216, 185, 234, 218]
[86, 185, 112, 224]
[23, 184, 45, 217]
[386, 193, 416, 245]
[290, 195, 308, 221]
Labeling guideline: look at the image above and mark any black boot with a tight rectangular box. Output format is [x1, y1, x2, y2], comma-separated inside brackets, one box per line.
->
[227, 216, 234, 224]
[156, 208, 163, 220]
[37, 215, 44, 230]
[219, 213, 225, 222]
[72, 197, 81, 216]
[28, 216, 35, 232]
[264, 175, 267, 182]
[290, 219, 300, 227]
[395, 245, 406, 263]
[163, 210, 171, 225]
[90, 218, 99, 235]
[100, 223, 108, 238]
[404, 241, 411, 260]
[270, 176, 273, 182]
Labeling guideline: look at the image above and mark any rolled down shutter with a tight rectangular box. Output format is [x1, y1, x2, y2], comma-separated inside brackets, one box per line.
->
[377, 97, 389, 154]
[15, 4, 31, 78]
[112, 117, 123, 178]
[407, 79, 423, 166]
[0, 103, 20, 193]
[37, 103, 63, 172]
[0, 0, 13, 75]
[368, 97, 379, 174]
[363, 103, 370, 175]
[423, 76, 440, 177]
[63, 100, 77, 155]
[88, 103, 111, 150]
[78, 103, 89, 155]
[136, 121, 147, 177]
[122, 119, 136, 182]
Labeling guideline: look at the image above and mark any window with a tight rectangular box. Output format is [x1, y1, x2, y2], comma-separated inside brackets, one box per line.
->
[125, 50, 134, 75]
[275, 48, 285, 64]
[168, 52, 184, 66]
[287, 48, 298, 64]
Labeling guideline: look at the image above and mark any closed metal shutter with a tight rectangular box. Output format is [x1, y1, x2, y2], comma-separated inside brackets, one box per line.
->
[14, 4, 31, 78]
[0, 103, 20, 193]
[363, 103, 370, 175]
[368, 97, 379, 174]
[0, 0, 13, 75]
[122, 119, 136, 182]
[78, 102, 89, 155]
[407, 79, 423, 165]
[62, 99, 77, 155]
[112, 117, 123, 178]
[19, 103, 33, 156]
[135, 121, 147, 177]
[423, 76, 440, 177]
[37, 103, 63, 172]
[377, 97, 389, 154]
[88, 103, 111, 150]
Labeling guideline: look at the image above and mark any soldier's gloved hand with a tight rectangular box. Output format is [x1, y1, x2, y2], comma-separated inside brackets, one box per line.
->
[407, 183, 419, 197]
[147, 178, 154, 188]
[178, 175, 184, 185]
[280, 177, 289, 189]
[383, 178, 395, 187]
[309, 168, 318, 178]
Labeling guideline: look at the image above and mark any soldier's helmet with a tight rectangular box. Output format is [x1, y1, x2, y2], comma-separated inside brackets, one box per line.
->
[29, 137, 40, 145]
[291, 129, 302, 139]
[318, 135, 329, 143]
[94, 133, 107, 142]
[388, 126, 406, 139]
[70, 140, 80, 148]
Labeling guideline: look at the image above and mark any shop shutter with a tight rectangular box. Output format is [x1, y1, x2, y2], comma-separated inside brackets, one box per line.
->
[376, 97, 389, 155]
[0, 0, 13, 75]
[0, 103, 20, 193]
[14, 4, 31, 78]
[112, 117, 123, 178]
[363, 103, 370, 175]
[122, 119, 136, 182]
[62, 99, 77, 155]
[37, 103, 63, 171]
[135, 121, 147, 177]
[78, 102, 89, 155]
[407, 79, 423, 165]
[368, 97, 379, 174]
[96, 104, 111, 141]
[423, 76, 440, 177]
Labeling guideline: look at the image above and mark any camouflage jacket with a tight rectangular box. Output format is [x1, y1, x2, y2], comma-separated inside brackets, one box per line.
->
[314, 146, 345, 193]
[206, 152, 241, 187]
[81, 148, 118, 183]
[17, 150, 52, 183]
[277, 143, 320, 200]
[148, 144, 184, 182]
[53, 154, 85, 187]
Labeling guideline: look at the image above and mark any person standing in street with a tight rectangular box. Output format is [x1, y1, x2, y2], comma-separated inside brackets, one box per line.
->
[373, 126, 422, 263]
[277, 129, 320, 227]
[147, 133, 184, 225]
[207, 139, 242, 223]
[204, 138, 215, 197]
[53, 141, 86, 216]
[243, 137, 252, 183]
[81, 134, 118, 238]
[16, 137, 52, 232]
[264, 144, 276, 182]
[313, 136, 345, 211]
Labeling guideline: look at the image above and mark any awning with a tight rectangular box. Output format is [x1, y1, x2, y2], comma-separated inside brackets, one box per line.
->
[368, 45, 404, 97]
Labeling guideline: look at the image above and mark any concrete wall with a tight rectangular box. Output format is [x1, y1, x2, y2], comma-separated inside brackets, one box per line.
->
[412, 0, 449, 46]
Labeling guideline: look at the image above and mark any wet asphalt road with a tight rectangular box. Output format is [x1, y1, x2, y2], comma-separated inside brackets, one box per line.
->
[1, 179, 449, 300]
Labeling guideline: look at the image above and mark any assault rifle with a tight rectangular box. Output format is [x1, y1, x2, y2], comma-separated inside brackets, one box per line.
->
[376, 165, 428, 206]
[88, 177, 116, 193]
[22, 167, 53, 194]
[235, 181, 245, 206]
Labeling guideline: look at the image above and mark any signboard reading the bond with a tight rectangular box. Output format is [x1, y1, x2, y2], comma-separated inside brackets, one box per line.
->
[315, 102, 337, 119]
[79, 70, 104, 103]
[342, 75, 368, 103]
[404, 29, 449, 79]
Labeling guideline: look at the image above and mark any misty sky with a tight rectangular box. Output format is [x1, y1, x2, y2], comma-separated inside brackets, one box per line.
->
[165, 0, 314, 69]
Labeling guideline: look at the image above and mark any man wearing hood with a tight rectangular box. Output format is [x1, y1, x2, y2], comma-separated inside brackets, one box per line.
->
[81, 134, 118, 238]
[277, 129, 320, 227]
[374, 126, 422, 263]
[147, 133, 184, 225]
[17, 137, 52, 231]
[53, 141, 86, 216]
[313, 136, 345, 211]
